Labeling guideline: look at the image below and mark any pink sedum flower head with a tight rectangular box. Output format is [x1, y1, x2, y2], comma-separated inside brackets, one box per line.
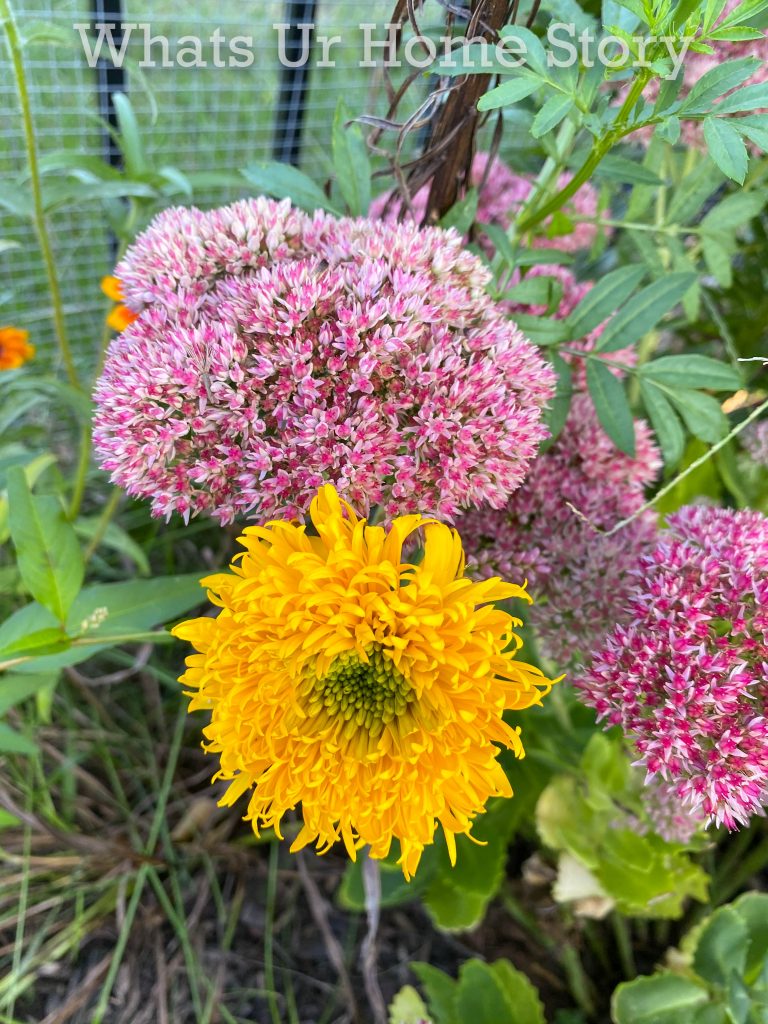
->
[371, 152, 606, 253]
[93, 197, 555, 524]
[578, 505, 768, 832]
[459, 393, 661, 666]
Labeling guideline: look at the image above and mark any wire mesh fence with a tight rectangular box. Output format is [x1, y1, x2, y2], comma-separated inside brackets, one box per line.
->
[0, 0, 441, 368]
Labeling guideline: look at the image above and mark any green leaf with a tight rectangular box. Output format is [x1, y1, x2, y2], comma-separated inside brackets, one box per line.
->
[714, 82, 768, 114]
[477, 75, 542, 111]
[587, 360, 635, 455]
[532, 95, 575, 138]
[668, 389, 728, 444]
[640, 355, 741, 391]
[0, 574, 204, 674]
[640, 380, 686, 468]
[703, 118, 749, 184]
[612, 975, 709, 1023]
[0, 722, 37, 755]
[509, 313, 569, 346]
[597, 155, 664, 185]
[242, 163, 341, 215]
[411, 963, 459, 1024]
[542, 353, 573, 449]
[701, 191, 766, 230]
[595, 273, 697, 353]
[7, 468, 84, 623]
[679, 57, 760, 115]
[456, 960, 545, 1024]
[702, 232, 735, 288]
[389, 986, 433, 1024]
[439, 189, 479, 235]
[735, 116, 768, 150]
[667, 158, 724, 225]
[338, 854, 426, 911]
[423, 799, 519, 931]
[0, 673, 58, 715]
[73, 518, 150, 576]
[332, 101, 371, 216]
[0, 627, 70, 660]
[499, 26, 550, 77]
[567, 265, 645, 339]
[717, 0, 768, 30]
[112, 92, 146, 179]
[694, 907, 749, 987]
[733, 892, 768, 983]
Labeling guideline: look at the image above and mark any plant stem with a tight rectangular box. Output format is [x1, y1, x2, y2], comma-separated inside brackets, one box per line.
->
[264, 840, 282, 1024]
[712, 832, 768, 906]
[612, 912, 637, 979]
[82, 487, 122, 561]
[0, 0, 79, 389]
[518, 70, 652, 235]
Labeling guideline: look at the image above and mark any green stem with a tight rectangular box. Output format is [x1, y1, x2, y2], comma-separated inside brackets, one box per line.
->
[518, 70, 652, 235]
[603, 394, 768, 537]
[68, 424, 92, 520]
[712, 833, 768, 906]
[0, 0, 79, 389]
[612, 913, 637, 979]
[264, 841, 282, 1024]
[82, 487, 122, 561]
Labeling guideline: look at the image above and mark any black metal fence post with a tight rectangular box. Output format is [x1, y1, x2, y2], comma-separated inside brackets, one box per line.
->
[272, 0, 318, 166]
[92, 0, 125, 260]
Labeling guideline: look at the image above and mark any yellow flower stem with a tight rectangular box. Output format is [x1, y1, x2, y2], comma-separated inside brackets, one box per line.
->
[0, 0, 79, 390]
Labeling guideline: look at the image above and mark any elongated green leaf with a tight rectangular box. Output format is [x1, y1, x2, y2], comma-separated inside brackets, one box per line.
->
[0, 722, 37, 755]
[597, 155, 664, 185]
[439, 189, 479, 235]
[639, 380, 686, 468]
[586, 360, 636, 455]
[74, 518, 150, 576]
[332, 101, 371, 216]
[0, 674, 58, 716]
[542, 353, 573, 450]
[243, 162, 341, 215]
[0, 627, 70, 660]
[567, 265, 645, 339]
[667, 158, 724, 225]
[478, 75, 541, 111]
[641, 354, 741, 391]
[714, 82, 768, 115]
[717, 0, 768, 29]
[701, 191, 766, 230]
[596, 273, 696, 352]
[703, 118, 749, 184]
[734, 115, 768, 151]
[112, 92, 146, 179]
[7, 469, 84, 623]
[510, 313, 568, 346]
[679, 57, 760, 115]
[531, 94, 574, 138]
[668, 389, 728, 443]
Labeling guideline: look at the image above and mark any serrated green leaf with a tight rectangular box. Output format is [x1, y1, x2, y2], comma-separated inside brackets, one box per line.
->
[7, 468, 84, 623]
[477, 75, 542, 111]
[702, 191, 766, 230]
[667, 158, 725, 225]
[596, 273, 697, 353]
[499, 26, 550, 77]
[703, 232, 735, 287]
[242, 163, 341, 215]
[679, 57, 760, 115]
[641, 355, 741, 391]
[640, 379, 686, 468]
[332, 100, 371, 216]
[389, 986, 433, 1024]
[411, 963, 459, 1024]
[703, 118, 749, 184]
[532, 94, 574, 138]
[714, 82, 768, 114]
[456, 960, 545, 1024]
[567, 265, 645, 338]
[587, 360, 636, 455]
[668, 389, 729, 443]
[612, 974, 709, 1023]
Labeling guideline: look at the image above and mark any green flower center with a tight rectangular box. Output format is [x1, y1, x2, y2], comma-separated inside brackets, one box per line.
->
[305, 644, 413, 733]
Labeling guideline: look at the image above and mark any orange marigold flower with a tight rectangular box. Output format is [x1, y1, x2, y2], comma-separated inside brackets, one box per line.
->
[173, 485, 556, 878]
[101, 275, 138, 332]
[0, 326, 34, 371]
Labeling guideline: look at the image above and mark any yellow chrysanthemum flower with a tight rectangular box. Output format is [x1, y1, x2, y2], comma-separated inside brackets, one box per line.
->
[0, 326, 34, 371]
[173, 485, 555, 878]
